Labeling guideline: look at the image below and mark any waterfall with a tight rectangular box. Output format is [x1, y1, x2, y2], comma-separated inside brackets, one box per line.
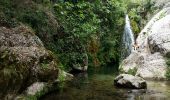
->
[121, 15, 135, 60]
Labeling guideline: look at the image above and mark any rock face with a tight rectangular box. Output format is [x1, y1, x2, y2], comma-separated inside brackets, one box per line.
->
[152, 0, 170, 8]
[114, 74, 147, 89]
[136, 53, 167, 79]
[120, 7, 170, 79]
[0, 26, 60, 99]
[148, 14, 170, 55]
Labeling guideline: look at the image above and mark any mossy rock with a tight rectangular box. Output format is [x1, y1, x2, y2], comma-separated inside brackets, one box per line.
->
[0, 26, 59, 99]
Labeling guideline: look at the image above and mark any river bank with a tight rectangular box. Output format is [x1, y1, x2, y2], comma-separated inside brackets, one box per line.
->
[41, 66, 170, 100]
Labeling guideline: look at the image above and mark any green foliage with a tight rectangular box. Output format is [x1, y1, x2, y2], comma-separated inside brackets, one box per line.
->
[0, 0, 19, 27]
[166, 59, 170, 66]
[125, 0, 157, 38]
[0, 0, 157, 70]
[54, 2, 100, 39]
[53, 0, 125, 67]
[166, 58, 170, 79]
[166, 68, 170, 80]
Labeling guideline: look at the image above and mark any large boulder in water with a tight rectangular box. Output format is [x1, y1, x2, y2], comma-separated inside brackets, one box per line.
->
[114, 74, 147, 89]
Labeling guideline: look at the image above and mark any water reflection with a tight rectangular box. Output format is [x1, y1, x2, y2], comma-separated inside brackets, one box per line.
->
[71, 72, 89, 89]
[41, 68, 170, 100]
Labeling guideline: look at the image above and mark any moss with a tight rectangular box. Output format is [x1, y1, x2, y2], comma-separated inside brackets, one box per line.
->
[118, 63, 127, 73]
[41, 63, 49, 69]
[131, 20, 140, 38]
[166, 68, 170, 80]
[127, 67, 137, 76]
[58, 70, 66, 82]
[119, 63, 137, 75]
[119, 66, 125, 73]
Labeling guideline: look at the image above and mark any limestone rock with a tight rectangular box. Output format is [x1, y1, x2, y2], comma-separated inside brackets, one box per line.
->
[136, 53, 167, 79]
[114, 74, 147, 89]
[120, 52, 141, 72]
[148, 15, 170, 55]
[120, 7, 170, 80]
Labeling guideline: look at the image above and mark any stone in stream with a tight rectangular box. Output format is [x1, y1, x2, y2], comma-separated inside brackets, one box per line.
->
[114, 74, 147, 89]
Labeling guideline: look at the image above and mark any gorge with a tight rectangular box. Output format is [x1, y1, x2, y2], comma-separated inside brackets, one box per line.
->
[1, 0, 170, 100]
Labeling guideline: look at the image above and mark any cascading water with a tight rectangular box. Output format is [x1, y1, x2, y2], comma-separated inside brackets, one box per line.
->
[121, 15, 135, 60]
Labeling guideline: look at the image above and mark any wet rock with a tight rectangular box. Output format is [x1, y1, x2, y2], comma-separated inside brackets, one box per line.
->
[114, 74, 147, 89]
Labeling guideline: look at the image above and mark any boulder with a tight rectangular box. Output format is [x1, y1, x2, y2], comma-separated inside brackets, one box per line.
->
[0, 25, 64, 99]
[15, 82, 52, 99]
[148, 15, 170, 55]
[114, 74, 147, 89]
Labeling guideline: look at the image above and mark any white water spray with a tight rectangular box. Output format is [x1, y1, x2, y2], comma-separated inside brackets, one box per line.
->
[121, 15, 135, 60]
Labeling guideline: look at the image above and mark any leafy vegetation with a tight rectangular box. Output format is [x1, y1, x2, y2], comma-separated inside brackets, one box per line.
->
[53, 0, 125, 69]
[126, 0, 157, 39]
[0, 0, 156, 71]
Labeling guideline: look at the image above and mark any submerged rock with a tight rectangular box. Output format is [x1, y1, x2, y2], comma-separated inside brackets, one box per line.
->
[114, 74, 147, 89]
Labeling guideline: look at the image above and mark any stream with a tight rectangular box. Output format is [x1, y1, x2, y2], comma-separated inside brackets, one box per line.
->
[41, 66, 170, 100]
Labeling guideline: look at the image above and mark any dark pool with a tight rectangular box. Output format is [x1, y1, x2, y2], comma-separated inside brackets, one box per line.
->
[41, 66, 170, 100]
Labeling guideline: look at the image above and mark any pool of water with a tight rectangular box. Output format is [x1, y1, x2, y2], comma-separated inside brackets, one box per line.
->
[41, 66, 170, 100]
